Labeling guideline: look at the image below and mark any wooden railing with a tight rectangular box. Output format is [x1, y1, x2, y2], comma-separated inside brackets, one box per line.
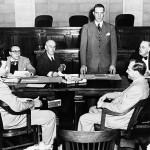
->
[1, 26, 150, 74]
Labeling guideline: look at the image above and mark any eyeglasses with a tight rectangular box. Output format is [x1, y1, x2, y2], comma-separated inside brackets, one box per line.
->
[11, 50, 21, 54]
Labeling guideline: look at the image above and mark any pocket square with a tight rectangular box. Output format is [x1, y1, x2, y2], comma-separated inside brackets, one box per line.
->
[106, 32, 110, 36]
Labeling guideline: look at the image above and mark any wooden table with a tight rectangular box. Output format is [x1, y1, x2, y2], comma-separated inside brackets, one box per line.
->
[9, 75, 130, 129]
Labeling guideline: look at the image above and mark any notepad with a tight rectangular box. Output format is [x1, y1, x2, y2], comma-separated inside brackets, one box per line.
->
[26, 84, 46, 88]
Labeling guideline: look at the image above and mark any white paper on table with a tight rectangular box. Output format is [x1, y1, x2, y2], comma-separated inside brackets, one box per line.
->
[14, 71, 30, 77]
[26, 84, 46, 88]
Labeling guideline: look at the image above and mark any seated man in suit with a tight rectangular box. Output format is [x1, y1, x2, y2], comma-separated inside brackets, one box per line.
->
[36, 40, 74, 119]
[7, 45, 36, 77]
[78, 59, 149, 131]
[36, 40, 66, 76]
[0, 57, 56, 150]
[131, 40, 150, 76]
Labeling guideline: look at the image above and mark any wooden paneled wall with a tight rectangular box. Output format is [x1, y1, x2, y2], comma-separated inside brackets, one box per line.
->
[1, 27, 150, 75]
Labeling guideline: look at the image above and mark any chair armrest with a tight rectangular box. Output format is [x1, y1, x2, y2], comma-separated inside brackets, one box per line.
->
[100, 107, 134, 130]
[0, 100, 31, 133]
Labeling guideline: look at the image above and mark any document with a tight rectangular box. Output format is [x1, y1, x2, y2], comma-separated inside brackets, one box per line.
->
[26, 84, 46, 88]
[20, 76, 62, 83]
[81, 74, 122, 80]
[4, 78, 19, 83]
[62, 74, 87, 84]
[14, 71, 31, 77]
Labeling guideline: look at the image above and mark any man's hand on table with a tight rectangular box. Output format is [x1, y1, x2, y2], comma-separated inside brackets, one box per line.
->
[109, 65, 116, 74]
[80, 65, 87, 76]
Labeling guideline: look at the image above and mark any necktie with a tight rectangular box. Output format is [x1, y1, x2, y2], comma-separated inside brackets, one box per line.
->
[98, 24, 101, 32]
[11, 61, 18, 65]
[51, 57, 54, 61]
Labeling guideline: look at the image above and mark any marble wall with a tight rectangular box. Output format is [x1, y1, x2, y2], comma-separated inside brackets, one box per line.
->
[0, 0, 150, 27]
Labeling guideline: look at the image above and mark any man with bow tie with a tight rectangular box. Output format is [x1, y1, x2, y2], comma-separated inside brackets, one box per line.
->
[131, 40, 150, 76]
[7, 46, 36, 77]
[80, 3, 117, 75]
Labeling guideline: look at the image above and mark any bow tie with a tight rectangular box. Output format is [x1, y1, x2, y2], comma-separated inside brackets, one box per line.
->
[143, 56, 148, 60]
[11, 61, 18, 65]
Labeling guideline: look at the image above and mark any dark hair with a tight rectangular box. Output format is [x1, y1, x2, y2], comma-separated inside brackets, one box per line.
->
[93, 4, 105, 12]
[10, 45, 20, 52]
[130, 59, 146, 75]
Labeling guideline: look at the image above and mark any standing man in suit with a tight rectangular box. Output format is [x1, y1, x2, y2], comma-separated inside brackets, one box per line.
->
[0, 57, 56, 150]
[78, 59, 149, 131]
[36, 40, 66, 76]
[80, 3, 117, 75]
[7, 46, 36, 77]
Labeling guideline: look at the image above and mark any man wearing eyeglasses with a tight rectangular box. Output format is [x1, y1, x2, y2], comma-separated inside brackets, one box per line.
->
[6, 46, 36, 77]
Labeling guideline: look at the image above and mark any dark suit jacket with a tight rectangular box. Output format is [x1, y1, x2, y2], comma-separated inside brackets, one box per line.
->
[36, 52, 61, 76]
[80, 21, 117, 74]
[131, 52, 150, 70]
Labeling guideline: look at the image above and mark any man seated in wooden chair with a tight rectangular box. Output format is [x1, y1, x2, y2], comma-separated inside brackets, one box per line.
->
[0, 57, 56, 150]
[78, 59, 149, 131]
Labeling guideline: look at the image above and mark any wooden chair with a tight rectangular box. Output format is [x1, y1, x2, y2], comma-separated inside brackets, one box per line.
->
[0, 100, 40, 150]
[115, 14, 134, 27]
[94, 97, 150, 149]
[35, 15, 53, 27]
[59, 129, 119, 150]
[69, 15, 88, 27]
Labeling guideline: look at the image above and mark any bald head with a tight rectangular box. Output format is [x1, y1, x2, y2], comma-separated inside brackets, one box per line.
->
[45, 40, 56, 56]
[139, 41, 150, 57]
[45, 40, 56, 47]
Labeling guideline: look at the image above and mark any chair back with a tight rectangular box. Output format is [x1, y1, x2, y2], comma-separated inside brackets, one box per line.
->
[0, 100, 40, 149]
[35, 15, 53, 27]
[125, 98, 149, 137]
[69, 15, 88, 27]
[59, 129, 119, 150]
[0, 113, 3, 149]
[115, 14, 134, 27]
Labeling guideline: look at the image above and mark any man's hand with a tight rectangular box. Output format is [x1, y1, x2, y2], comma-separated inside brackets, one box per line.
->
[89, 106, 102, 113]
[97, 100, 104, 108]
[47, 71, 59, 77]
[80, 65, 87, 76]
[34, 97, 42, 108]
[96, 95, 107, 108]
[109, 65, 116, 74]
[145, 70, 150, 76]
[25, 71, 31, 77]
[98, 94, 107, 102]
[58, 64, 66, 72]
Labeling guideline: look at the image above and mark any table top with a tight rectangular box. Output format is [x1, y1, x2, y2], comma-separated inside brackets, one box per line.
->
[11, 75, 131, 97]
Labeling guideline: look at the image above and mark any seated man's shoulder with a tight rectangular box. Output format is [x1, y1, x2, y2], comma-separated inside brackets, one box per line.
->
[20, 56, 30, 61]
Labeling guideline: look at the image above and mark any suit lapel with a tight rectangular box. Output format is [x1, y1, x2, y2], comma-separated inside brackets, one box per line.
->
[89, 22, 99, 39]
[99, 22, 109, 46]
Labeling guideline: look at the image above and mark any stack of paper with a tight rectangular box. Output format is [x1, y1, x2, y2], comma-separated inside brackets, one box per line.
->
[62, 74, 87, 84]
[4, 78, 19, 83]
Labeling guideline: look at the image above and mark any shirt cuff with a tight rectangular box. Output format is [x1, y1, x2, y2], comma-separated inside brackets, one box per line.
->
[47, 71, 53, 77]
